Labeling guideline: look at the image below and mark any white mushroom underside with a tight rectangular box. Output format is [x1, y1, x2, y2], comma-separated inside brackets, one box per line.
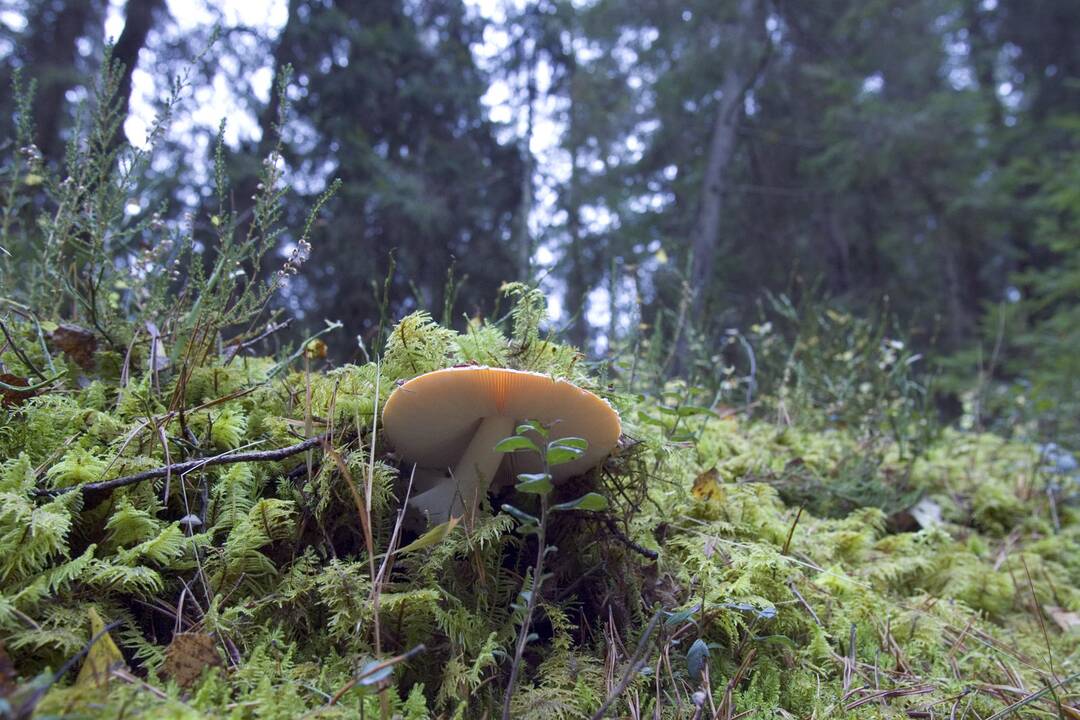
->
[406, 415, 515, 526]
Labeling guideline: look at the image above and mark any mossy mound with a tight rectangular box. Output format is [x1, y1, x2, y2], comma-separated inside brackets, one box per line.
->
[0, 307, 1077, 719]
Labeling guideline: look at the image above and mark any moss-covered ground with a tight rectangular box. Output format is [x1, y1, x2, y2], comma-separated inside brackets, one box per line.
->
[1, 306, 1077, 719]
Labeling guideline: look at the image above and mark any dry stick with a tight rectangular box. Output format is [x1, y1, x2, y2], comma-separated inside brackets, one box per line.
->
[222, 319, 291, 365]
[1020, 555, 1065, 715]
[374, 464, 416, 591]
[175, 437, 217, 618]
[843, 684, 936, 712]
[983, 671, 1080, 720]
[715, 648, 757, 720]
[589, 608, 663, 720]
[603, 515, 659, 560]
[322, 434, 388, 720]
[787, 580, 823, 627]
[35, 433, 330, 496]
[781, 505, 804, 555]
[365, 363, 391, 720]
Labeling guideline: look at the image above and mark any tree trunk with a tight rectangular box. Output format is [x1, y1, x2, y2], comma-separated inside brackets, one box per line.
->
[964, 0, 1003, 130]
[233, 0, 301, 259]
[564, 52, 589, 350]
[23, 0, 107, 163]
[110, 0, 165, 149]
[675, 0, 766, 370]
[514, 59, 537, 283]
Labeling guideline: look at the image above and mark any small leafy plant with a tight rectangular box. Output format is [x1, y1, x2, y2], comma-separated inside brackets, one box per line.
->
[495, 421, 607, 719]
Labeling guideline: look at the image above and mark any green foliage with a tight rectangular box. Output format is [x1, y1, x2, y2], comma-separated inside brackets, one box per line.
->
[1, 32, 1077, 718]
[0, 303, 1077, 718]
[384, 310, 458, 379]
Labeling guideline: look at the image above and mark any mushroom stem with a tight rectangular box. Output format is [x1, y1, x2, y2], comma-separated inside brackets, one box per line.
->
[407, 415, 515, 526]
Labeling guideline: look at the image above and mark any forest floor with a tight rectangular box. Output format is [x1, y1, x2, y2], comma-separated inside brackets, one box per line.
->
[0, 309, 1078, 720]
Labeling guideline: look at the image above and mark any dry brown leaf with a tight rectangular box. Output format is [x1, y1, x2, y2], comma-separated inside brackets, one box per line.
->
[0, 374, 35, 406]
[50, 323, 97, 369]
[163, 632, 223, 688]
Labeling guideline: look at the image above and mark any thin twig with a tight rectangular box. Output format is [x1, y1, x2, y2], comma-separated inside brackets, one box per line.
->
[843, 684, 936, 711]
[983, 671, 1080, 720]
[223, 319, 291, 365]
[0, 318, 47, 381]
[787, 580, 822, 627]
[502, 492, 551, 720]
[590, 607, 663, 720]
[781, 505, 804, 555]
[603, 516, 659, 560]
[36, 433, 331, 496]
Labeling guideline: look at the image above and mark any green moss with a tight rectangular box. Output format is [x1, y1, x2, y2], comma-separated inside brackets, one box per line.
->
[0, 310, 1077, 719]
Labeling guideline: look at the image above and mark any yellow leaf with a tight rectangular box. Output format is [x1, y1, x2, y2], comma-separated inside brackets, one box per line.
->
[304, 338, 328, 360]
[654, 248, 668, 264]
[395, 515, 461, 555]
[75, 608, 126, 689]
[691, 468, 725, 503]
[23, 173, 42, 186]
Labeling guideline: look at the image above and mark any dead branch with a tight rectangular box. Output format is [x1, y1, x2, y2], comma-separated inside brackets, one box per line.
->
[36, 433, 331, 497]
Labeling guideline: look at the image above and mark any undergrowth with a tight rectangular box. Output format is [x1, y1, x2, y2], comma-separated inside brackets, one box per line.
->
[1, 301, 1077, 718]
[0, 47, 1077, 720]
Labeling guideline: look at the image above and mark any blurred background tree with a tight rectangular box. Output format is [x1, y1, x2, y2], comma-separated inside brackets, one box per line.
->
[1, 0, 1077, 433]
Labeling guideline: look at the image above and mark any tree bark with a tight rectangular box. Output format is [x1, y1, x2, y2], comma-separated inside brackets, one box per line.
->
[514, 58, 537, 283]
[564, 49, 589, 350]
[233, 0, 301, 258]
[674, 0, 767, 371]
[22, 0, 107, 162]
[110, 0, 166, 149]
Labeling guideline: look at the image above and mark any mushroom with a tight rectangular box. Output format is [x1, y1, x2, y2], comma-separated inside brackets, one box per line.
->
[381, 366, 621, 526]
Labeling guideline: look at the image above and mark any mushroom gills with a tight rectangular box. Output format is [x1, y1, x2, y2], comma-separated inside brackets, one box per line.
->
[406, 415, 515, 526]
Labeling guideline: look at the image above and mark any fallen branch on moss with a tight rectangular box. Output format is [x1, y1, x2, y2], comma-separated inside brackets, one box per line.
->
[35, 433, 332, 497]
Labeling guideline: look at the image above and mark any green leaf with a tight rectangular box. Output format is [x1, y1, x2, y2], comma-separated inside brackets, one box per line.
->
[516, 420, 549, 438]
[357, 660, 395, 686]
[664, 604, 701, 627]
[394, 516, 461, 555]
[677, 405, 719, 418]
[501, 504, 539, 524]
[546, 446, 583, 466]
[515, 473, 553, 495]
[551, 493, 608, 512]
[687, 638, 709, 682]
[516, 472, 552, 484]
[545, 438, 587, 466]
[494, 436, 540, 454]
[551, 436, 588, 450]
